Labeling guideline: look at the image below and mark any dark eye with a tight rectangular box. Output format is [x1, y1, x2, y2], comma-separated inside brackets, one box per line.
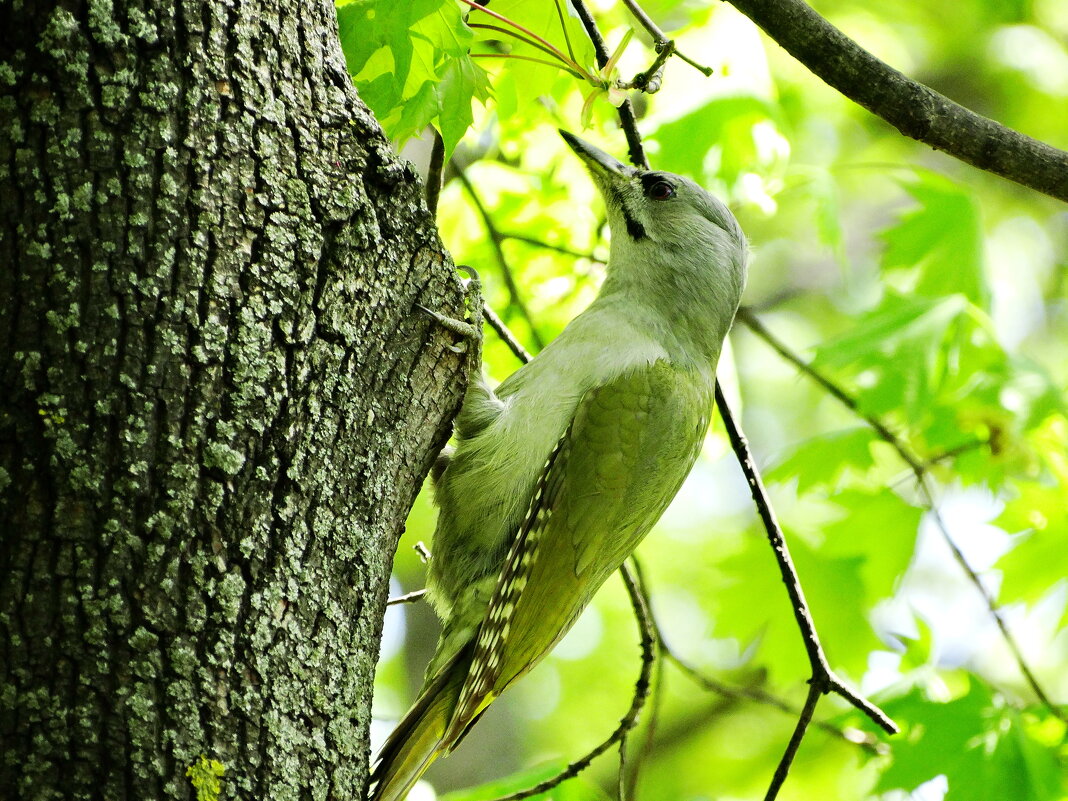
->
[647, 180, 675, 200]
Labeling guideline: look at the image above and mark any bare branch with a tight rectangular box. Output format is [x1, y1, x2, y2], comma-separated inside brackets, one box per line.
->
[569, 0, 649, 170]
[499, 232, 600, 261]
[619, 0, 713, 78]
[713, 382, 899, 736]
[454, 165, 546, 350]
[764, 682, 822, 801]
[737, 307, 1068, 724]
[664, 649, 883, 754]
[626, 559, 668, 796]
[725, 0, 1068, 201]
[483, 302, 534, 364]
[386, 588, 428, 607]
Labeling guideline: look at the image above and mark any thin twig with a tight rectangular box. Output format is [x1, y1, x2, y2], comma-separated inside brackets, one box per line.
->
[622, 41, 673, 94]
[386, 588, 428, 607]
[737, 308, 1068, 724]
[501, 232, 600, 261]
[714, 383, 898, 735]
[569, 0, 648, 169]
[627, 559, 665, 796]
[485, 562, 657, 801]
[454, 165, 546, 350]
[663, 649, 883, 753]
[764, 683, 822, 801]
[922, 438, 987, 468]
[482, 302, 533, 364]
[619, 0, 713, 77]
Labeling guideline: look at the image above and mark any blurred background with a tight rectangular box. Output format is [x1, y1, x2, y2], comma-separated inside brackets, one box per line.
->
[346, 0, 1068, 798]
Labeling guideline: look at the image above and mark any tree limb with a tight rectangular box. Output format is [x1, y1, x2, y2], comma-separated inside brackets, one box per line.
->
[724, 0, 1068, 202]
[737, 307, 1067, 725]
[454, 165, 547, 350]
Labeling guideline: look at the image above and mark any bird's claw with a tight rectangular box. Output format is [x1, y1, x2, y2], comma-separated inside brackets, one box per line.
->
[417, 264, 484, 357]
[416, 304, 479, 345]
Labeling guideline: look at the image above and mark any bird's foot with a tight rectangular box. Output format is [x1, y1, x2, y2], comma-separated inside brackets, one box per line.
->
[419, 265, 483, 354]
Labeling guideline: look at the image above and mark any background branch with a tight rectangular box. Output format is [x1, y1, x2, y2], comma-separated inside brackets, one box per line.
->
[484, 561, 657, 801]
[620, 0, 713, 77]
[500, 232, 601, 261]
[763, 683, 822, 801]
[724, 0, 1068, 201]
[736, 308, 1067, 724]
[713, 383, 898, 736]
[455, 165, 547, 349]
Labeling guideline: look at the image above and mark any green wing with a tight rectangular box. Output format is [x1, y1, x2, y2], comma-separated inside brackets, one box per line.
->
[443, 360, 712, 746]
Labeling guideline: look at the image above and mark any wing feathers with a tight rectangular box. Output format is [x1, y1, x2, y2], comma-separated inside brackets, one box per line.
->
[444, 431, 570, 746]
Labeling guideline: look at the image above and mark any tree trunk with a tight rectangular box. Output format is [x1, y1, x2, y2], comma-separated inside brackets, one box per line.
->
[0, 1, 468, 798]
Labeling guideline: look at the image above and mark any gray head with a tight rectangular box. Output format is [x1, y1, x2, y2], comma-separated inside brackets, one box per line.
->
[560, 131, 747, 356]
[561, 130, 746, 263]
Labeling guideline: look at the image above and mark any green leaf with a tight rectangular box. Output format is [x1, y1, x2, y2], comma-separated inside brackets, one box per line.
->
[436, 54, 492, 154]
[820, 489, 921, 602]
[995, 478, 1068, 607]
[881, 173, 989, 309]
[712, 524, 882, 680]
[812, 294, 1004, 444]
[877, 679, 1066, 801]
[337, 0, 488, 154]
[767, 427, 876, 492]
[648, 95, 786, 188]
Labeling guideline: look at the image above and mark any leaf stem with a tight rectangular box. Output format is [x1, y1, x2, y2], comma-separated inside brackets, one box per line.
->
[471, 52, 585, 80]
[459, 0, 586, 75]
[468, 22, 575, 65]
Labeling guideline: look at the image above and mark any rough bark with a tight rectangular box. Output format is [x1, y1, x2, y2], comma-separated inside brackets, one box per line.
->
[0, 0, 468, 798]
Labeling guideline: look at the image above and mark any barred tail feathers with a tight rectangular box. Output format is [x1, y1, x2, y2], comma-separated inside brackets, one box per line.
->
[368, 649, 469, 801]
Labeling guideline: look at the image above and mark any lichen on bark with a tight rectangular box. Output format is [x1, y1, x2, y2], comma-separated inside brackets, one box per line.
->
[0, 0, 467, 798]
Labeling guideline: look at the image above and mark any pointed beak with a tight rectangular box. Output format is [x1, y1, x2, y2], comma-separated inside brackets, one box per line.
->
[559, 130, 635, 183]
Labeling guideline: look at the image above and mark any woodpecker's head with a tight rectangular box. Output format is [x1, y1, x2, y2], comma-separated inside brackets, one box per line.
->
[560, 130, 747, 356]
[560, 129, 747, 272]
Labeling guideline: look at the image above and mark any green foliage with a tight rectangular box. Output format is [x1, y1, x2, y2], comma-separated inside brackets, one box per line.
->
[881, 173, 988, 307]
[186, 755, 225, 801]
[360, 1, 1068, 799]
[878, 679, 1066, 801]
[767, 427, 876, 492]
[337, 0, 489, 154]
